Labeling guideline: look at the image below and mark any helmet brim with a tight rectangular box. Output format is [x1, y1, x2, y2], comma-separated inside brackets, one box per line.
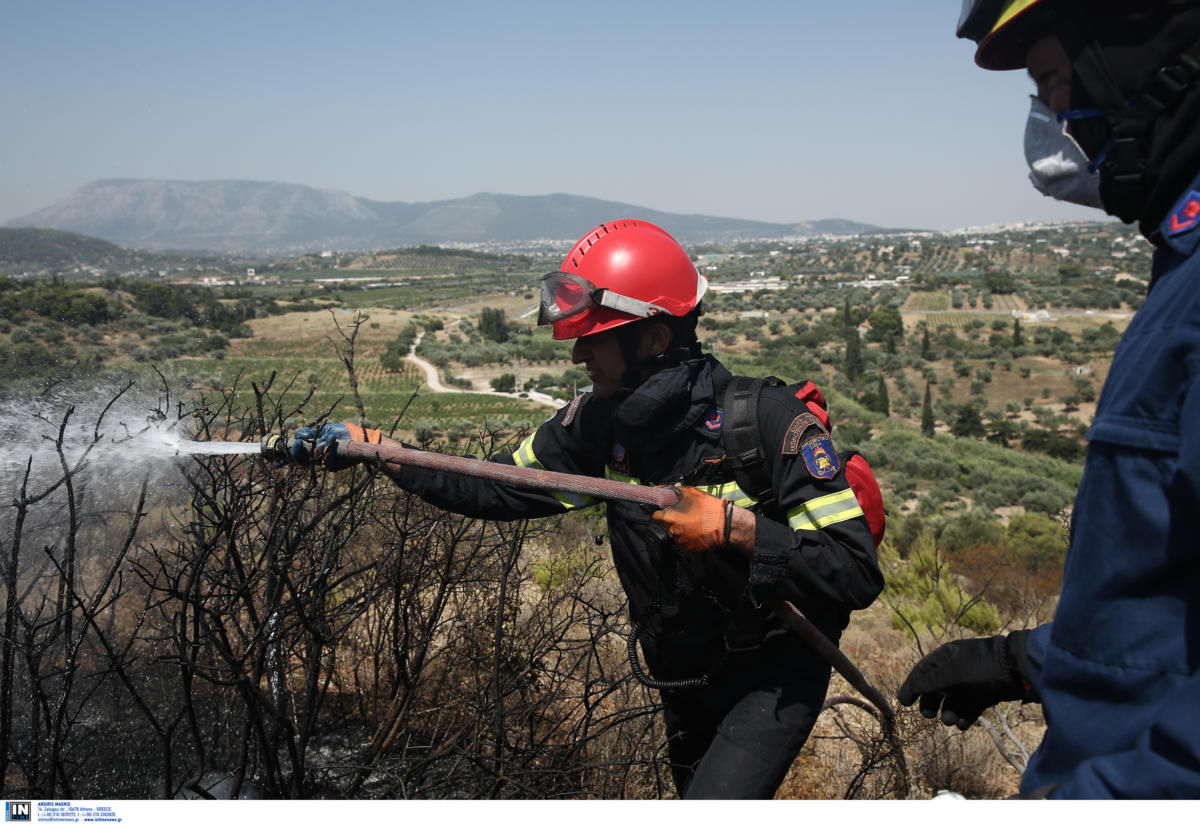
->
[974, 0, 1045, 71]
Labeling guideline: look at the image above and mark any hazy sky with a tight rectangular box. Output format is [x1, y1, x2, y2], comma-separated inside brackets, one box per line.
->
[1, 1, 1106, 231]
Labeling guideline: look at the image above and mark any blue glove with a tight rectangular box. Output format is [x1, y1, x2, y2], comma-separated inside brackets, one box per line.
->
[289, 425, 323, 466]
[290, 423, 381, 471]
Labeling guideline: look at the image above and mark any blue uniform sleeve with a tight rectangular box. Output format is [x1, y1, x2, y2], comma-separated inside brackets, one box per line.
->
[1039, 368, 1200, 799]
[1182, 352, 1200, 510]
[1022, 623, 1051, 700]
[1047, 669, 1200, 798]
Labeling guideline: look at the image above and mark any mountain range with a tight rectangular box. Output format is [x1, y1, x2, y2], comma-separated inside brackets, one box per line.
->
[4, 179, 886, 255]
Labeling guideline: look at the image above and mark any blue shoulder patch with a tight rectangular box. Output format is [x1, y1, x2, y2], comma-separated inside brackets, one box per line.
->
[609, 441, 630, 475]
[1166, 190, 1200, 236]
[801, 433, 840, 480]
[704, 406, 723, 431]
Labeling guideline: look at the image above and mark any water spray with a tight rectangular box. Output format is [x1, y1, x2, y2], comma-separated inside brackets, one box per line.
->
[173, 439, 263, 457]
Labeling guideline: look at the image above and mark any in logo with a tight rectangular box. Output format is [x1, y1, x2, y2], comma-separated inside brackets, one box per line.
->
[5, 802, 30, 822]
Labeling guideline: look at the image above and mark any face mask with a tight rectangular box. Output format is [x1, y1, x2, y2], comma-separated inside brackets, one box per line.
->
[1023, 95, 1105, 209]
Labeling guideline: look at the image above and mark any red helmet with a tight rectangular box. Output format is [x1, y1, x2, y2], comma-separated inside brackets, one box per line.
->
[538, 220, 708, 340]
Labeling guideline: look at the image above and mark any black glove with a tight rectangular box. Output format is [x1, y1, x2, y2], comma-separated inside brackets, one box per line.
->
[897, 630, 1034, 730]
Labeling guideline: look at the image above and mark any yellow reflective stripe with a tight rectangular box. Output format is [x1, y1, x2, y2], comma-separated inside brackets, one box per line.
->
[696, 481, 753, 509]
[509, 433, 595, 510]
[622, 477, 753, 508]
[552, 490, 596, 510]
[604, 468, 641, 485]
[512, 433, 538, 469]
[598, 465, 860, 532]
[786, 487, 863, 531]
[991, 0, 1040, 39]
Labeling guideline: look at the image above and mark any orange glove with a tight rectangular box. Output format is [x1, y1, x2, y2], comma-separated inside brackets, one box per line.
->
[651, 486, 734, 553]
[340, 423, 382, 444]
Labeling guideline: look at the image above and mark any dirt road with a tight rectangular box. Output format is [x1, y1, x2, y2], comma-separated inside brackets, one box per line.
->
[405, 333, 561, 409]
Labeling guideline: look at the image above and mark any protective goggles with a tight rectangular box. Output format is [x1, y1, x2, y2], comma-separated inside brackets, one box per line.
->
[537, 271, 670, 326]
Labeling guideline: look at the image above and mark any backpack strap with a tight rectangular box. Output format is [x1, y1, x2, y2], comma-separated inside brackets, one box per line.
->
[722, 376, 782, 515]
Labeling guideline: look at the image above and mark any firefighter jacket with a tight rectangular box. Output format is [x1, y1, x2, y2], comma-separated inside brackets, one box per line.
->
[1019, 177, 1200, 798]
[390, 354, 883, 683]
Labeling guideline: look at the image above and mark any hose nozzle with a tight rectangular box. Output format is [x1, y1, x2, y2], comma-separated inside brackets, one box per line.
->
[260, 433, 312, 463]
[260, 433, 288, 462]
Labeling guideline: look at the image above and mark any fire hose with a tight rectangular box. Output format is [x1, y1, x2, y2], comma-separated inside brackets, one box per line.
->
[262, 433, 906, 786]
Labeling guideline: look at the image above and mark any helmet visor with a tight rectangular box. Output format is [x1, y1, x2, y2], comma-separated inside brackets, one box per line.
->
[537, 271, 670, 326]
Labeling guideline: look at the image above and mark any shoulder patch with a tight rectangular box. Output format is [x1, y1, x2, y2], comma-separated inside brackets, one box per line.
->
[782, 412, 826, 455]
[704, 406, 723, 431]
[609, 441, 630, 475]
[800, 433, 840, 480]
[1167, 190, 1200, 236]
[562, 393, 584, 427]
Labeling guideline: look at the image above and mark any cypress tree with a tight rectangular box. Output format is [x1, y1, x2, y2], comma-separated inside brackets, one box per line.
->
[951, 403, 987, 438]
[1012, 317, 1023, 348]
[921, 382, 935, 437]
[921, 325, 933, 360]
[845, 330, 862, 386]
[877, 374, 890, 417]
[479, 307, 509, 343]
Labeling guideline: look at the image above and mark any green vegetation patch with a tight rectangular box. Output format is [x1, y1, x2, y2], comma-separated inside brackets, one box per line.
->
[882, 540, 1003, 641]
[860, 425, 1082, 517]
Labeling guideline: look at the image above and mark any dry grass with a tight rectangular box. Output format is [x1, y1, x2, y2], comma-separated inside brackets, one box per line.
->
[238, 308, 419, 358]
[772, 600, 1045, 799]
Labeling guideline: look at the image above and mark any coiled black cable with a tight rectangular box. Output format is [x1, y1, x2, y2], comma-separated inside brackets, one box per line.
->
[626, 610, 717, 691]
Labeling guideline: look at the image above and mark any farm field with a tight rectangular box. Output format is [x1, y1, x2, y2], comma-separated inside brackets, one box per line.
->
[273, 265, 540, 312]
[191, 307, 550, 437]
[914, 311, 1009, 331]
[903, 291, 950, 311]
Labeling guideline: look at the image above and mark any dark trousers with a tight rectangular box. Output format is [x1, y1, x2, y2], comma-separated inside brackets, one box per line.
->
[660, 634, 831, 799]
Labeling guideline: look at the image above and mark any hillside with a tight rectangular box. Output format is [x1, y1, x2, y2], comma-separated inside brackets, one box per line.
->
[0, 227, 132, 270]
[0, 226, 245, 277]
[5, 180, 886, 254]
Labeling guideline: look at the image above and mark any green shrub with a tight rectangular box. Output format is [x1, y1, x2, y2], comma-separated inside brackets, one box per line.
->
[882, 538, 1002, 641]
[490, 373, 516, 393]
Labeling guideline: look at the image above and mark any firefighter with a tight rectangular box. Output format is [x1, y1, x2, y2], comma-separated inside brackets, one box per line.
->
[293, 219, 883, 799]
[897, 0, 1200, 798]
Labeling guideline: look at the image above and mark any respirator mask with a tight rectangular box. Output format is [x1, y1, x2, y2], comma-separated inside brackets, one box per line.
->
[1023, 95, 1106, 209]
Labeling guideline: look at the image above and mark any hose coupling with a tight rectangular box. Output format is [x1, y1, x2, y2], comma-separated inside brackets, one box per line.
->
[259, 433, 307, 463]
